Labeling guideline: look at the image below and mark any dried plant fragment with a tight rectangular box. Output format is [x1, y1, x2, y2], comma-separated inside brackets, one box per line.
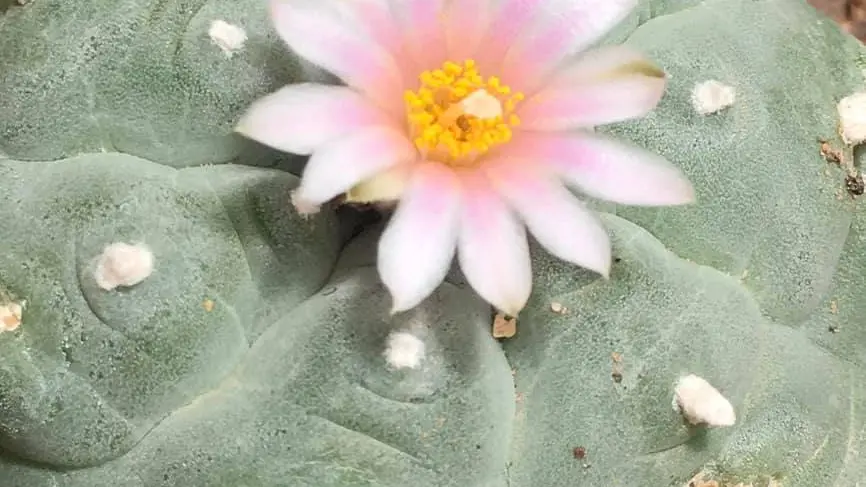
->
[819, 139, 843, 164]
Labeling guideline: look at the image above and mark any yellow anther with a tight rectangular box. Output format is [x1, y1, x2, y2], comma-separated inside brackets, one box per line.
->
[404, 59, 523, 165]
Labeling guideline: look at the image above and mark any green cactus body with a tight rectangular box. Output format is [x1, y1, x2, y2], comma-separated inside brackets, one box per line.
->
[1, 0, 865, 486]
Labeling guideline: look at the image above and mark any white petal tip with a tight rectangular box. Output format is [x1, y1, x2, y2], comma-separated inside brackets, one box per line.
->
[664, 183, 697, 206]
[497, 306, 523, 319]
[673, 374, 736, 427]
[387, 295, 418, 316]
[290, 191, 321, 216]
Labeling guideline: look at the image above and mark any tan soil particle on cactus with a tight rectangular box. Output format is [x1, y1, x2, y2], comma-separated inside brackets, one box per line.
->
[688, 477, 782, 487]
[492, 313, 516, 338]
[819, 139, 843, 164]
[202, 299, 215, 312]
[0, 301, 24, 332]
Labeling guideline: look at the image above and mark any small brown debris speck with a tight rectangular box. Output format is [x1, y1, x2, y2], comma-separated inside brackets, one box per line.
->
[820, 139, 843, 164]
[572, 446, 586, 459]
[550, 302, 567, 314]
[845, 173, 864, 196]
[493, 313, 516, 338]
[202, 299, 215, 312]
[830, 299, 838, 314]
[611, 352, 624, 383]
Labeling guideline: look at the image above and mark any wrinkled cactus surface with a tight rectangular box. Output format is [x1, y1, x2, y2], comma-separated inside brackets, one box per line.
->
[2, 0, 866, 486]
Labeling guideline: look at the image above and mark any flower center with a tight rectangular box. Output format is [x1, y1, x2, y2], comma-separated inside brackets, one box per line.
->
[403, 60, 524, 166]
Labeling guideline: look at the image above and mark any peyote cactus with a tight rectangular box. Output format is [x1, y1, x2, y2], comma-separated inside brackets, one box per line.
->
[1, 0, 866, 486]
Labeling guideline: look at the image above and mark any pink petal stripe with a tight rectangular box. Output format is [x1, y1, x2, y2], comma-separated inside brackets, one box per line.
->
[484, 160, 611, 277]
[378, 162, 462, 313]
[473, 0, 545, 74]
[294, 127, 417, 206]
[456, 169, 532, 316]
[518, 72, 666, 131]
[333, 0, 413, 84]
[270, 0, 404, 115]
[389, 0, 448, 72]
[504, 132, 695, 206]
[235, 84, 392, 155]
[443, 0, 493, 63]
[501, 0, 637, 93]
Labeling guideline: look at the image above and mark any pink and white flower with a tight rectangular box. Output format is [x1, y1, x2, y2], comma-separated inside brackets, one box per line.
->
[236, 0, 695, 315]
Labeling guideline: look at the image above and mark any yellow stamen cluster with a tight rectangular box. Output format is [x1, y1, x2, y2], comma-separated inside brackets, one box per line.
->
[404, 59, 524, 165]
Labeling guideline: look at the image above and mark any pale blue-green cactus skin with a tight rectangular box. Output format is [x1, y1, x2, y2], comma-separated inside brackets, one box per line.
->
[2, 0, 866, 486]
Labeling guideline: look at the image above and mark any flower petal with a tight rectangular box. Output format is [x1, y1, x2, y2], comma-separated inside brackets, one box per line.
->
[270, 0, 403, 114]
[443, 0, 493, 62]
[504, 132, 695, 206]
[484, 160, 611, 277]
[501, 0, 637, 92]
[235, 84, 392, 155]
[518, 63, 666, 131]
[548, 45, 662, 84]
[378, 163, 461, 313]
[474, 0, 545, 73]
[345, 163, 413, 204]
[333, 0, 401, 54]
[389, 0, 447, 72]
[456, 170, 532, 316]
[294, 127, 417, 206]
[333, 0, 415, 81]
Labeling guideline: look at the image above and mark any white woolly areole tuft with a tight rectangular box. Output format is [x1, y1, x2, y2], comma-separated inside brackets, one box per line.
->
[837, 92, 866, 145]
[208, 20, 247, 57]
[384, 331, 426, 369]
[94, 242, 154, 291]
[691, 80, 736, 115]
[673, 374, 736, 427]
